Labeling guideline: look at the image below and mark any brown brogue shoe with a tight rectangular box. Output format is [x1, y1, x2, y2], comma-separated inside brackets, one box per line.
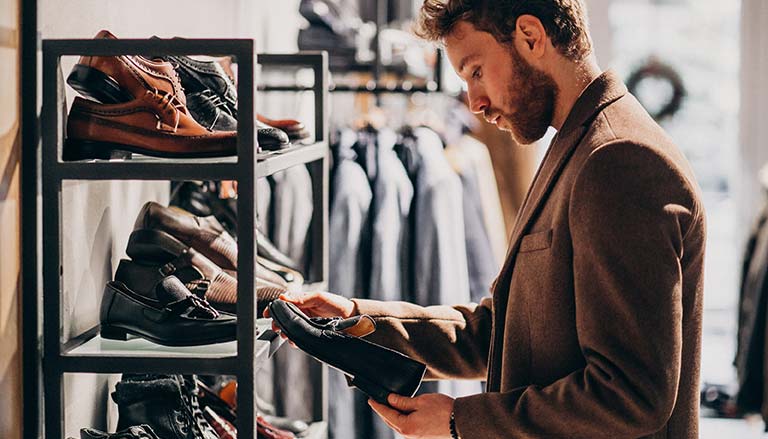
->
[64, 91, 237, 160]
[67, 30, 186, 106]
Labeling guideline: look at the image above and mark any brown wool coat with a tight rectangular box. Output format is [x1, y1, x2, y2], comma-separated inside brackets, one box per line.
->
[352, 71, 706, 438]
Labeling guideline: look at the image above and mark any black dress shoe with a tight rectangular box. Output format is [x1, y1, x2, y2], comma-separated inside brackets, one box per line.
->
[80, 425, 161, 439]
[100, 275, 236, 346]
[257, 120, 291, 151]
[268, 299, 426, 404]
[186, 89, 238, 131]
[166, 55, 238, 117]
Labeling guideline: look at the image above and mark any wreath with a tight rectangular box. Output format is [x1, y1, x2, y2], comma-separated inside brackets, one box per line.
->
[626, 58, 686, 122]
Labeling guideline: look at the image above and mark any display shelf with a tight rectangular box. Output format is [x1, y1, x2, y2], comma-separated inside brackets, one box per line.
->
[255, 142, 328, 178]
[60, 318, 284, 373]
[49, 142, 328, 181]
[37, 38, 329, 439]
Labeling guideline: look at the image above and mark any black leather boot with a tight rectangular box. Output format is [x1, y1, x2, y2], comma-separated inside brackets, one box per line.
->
[112, 374, 218, 439]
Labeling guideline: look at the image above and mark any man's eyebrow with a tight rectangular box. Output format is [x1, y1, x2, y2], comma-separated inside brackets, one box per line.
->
[458, 54, 480, 76]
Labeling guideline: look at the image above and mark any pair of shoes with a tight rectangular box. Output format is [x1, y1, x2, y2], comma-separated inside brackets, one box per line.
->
[112, 374, 218, 439]
[127, 201, 292, 314]
[170, 181, 302, 272]
[162, 50, 292, 151]
[269, 299, 426, 404]
[65, 30, 238, 160]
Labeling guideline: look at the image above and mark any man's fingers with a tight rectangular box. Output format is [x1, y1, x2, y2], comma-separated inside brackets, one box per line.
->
[368, 399, 407, 433]
[387, 393, 417, 413]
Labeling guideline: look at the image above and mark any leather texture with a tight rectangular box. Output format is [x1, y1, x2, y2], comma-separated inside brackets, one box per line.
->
[113, 375, 217, 439]
[256, 120, 290, 150]
[134, 202, 239, 270]
[100, 277, 237, 346]
[65, 93, 237, 159]
[72, 30, 186, 105]
[311, 314, 376, 338]
[269, 299, 426, 403]
[167, 54, 237, 117]
[186, 90, 237, 131]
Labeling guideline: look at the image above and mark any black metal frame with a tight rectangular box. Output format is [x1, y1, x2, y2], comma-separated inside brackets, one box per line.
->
[37, 39, 329, 438]
[21, 0, 40, 438]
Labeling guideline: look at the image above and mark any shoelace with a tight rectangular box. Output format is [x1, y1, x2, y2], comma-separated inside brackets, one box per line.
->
[146, 88, 185, 132]
[199, 90, 232, 130]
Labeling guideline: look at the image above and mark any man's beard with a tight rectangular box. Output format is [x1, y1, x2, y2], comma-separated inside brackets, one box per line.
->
[491, 45, 558, 144]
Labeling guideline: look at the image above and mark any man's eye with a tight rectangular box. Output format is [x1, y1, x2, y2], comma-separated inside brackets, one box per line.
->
[472, 68, 481, 79]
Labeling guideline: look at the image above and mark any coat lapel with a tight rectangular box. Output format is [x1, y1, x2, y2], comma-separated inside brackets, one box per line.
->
[486, 71, 629, 390]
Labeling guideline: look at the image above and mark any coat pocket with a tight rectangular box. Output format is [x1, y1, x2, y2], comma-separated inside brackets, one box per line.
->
[519, 229, 553, 253]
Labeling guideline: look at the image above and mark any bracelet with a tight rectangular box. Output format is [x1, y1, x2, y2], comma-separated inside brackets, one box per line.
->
[450, 410, 460, 439]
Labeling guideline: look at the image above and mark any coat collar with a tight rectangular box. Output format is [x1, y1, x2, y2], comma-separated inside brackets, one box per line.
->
[494, 70, 628, 291]
[486, 71, 628, 389]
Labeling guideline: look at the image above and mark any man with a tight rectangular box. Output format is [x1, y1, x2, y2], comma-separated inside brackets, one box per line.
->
[272, 0, 706, 437]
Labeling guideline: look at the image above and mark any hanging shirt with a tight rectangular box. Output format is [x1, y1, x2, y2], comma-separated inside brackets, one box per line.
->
[369, 127, 414, 302]
[409, 126, 470, 307]
[269, 165, 314, 271]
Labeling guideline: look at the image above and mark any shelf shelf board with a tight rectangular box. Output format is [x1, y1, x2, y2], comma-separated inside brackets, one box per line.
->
[48, 142, 327, 181]
[255, 142, 327, 177]
[58, 319, 285, 374]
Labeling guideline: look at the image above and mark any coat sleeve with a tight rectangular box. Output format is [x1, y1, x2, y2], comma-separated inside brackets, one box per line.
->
[453, 141, 703, 438]
[351, 296, 493, 380]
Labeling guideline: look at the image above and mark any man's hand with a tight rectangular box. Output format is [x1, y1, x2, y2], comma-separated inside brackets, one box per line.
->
[369, 393, 455, 439]
[263, 291, 358, 341]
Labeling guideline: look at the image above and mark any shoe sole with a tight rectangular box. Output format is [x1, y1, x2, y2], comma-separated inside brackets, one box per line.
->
[63, 138, 238, 161]
[66, 64, 133, 104]
[101, 323, 236, 346]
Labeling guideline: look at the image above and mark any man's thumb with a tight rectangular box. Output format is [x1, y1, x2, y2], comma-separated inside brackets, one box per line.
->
[387, 393, 416, 412]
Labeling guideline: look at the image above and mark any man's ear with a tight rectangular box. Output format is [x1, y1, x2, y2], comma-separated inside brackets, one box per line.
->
[515, 14, 547, 59]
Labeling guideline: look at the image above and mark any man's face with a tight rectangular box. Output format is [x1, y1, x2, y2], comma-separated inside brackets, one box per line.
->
[445, 21, 558, 144]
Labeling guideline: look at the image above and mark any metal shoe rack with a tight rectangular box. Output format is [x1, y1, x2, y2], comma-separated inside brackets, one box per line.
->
[38, 38, 330, 439]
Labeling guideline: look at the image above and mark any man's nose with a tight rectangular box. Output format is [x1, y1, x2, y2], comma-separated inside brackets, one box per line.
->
[468, 88, 489, 115]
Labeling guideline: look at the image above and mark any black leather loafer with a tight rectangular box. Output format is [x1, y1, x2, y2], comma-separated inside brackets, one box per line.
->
[268, 299, 426, 404]
[100, 276, 237, 346]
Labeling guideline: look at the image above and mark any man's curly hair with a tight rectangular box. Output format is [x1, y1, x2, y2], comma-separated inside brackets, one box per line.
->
[416, 0, 593, 61]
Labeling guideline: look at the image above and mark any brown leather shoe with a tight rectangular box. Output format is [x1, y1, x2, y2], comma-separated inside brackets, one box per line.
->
[133, 202, 239, 270]
[257, 114, 310, 142]
[67, 30, 186, 105]
[64, 92, 237, 160]
[124, 229, 288, 314]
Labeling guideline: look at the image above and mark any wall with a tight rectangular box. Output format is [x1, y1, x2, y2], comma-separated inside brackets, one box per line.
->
[0, 0, 21, 437]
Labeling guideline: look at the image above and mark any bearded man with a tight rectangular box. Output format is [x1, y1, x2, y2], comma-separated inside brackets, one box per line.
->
[273, 1, 706, 437]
